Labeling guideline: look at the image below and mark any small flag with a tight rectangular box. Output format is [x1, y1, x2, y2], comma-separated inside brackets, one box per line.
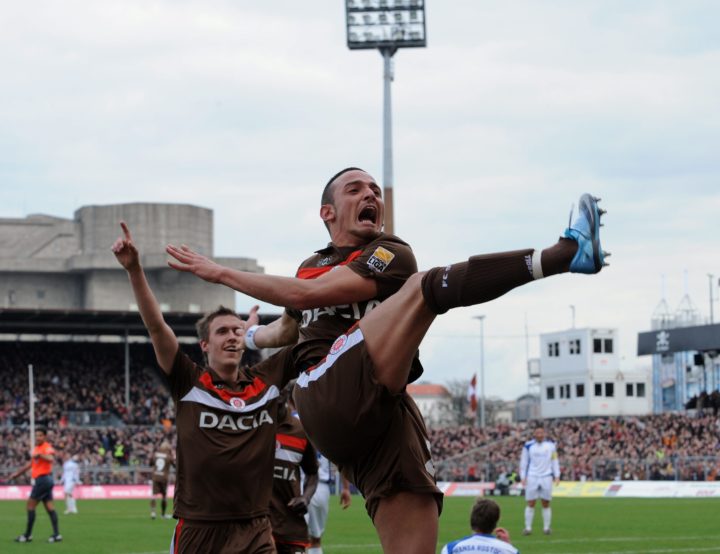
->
[467, 374, 478, 413]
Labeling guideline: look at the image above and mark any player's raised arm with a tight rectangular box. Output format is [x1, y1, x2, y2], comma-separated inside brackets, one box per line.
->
[112, 221, 178, 373]
[166, 244, 378, 309]
[340, 477, 352, 509]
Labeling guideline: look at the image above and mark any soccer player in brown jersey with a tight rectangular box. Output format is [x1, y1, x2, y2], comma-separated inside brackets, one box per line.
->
[166, 168, 608, 554]
[150, 440, 174, 520]
[270, 384, 319, 554]
[112, 222, 296, 554]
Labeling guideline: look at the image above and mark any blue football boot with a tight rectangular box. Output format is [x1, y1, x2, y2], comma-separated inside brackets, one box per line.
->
[564, 194, 610, 274]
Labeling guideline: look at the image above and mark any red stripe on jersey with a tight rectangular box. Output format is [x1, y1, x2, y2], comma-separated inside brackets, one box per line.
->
[296, 250, 363, 280]
[277, 434, 307, 451]
[199, 372, 268, 402]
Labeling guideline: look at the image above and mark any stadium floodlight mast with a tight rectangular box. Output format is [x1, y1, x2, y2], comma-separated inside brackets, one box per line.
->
[345, 0, 427, 235]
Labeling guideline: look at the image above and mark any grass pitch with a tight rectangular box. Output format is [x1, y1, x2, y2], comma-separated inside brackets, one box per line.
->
[1, 496, 718, 553]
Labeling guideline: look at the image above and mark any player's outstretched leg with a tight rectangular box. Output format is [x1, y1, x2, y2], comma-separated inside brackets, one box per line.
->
[360, 193, 608, 394]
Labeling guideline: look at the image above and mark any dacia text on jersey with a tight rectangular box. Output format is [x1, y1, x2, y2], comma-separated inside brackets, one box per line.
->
[300, 300, 381, 327]
[199, 410, 273, 431]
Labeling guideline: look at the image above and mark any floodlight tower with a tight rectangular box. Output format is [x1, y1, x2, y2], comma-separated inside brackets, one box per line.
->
[345, 0, 427, 235]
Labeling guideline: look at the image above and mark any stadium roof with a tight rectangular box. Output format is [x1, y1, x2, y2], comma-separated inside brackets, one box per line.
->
[407, 383, 451, 398]
[0, 308, 279, 338]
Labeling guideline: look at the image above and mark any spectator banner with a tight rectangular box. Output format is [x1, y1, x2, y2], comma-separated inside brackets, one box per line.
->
[438, 482, 496, 496]
[605, 481, 720, 498]
[437, 481, 720, 499]
[554, 481, 612, 498]
[0, 484, 175, 501]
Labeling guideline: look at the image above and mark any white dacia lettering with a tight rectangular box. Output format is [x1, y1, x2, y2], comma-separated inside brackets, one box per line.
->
[273, 466, 298, 481]
[198, 410, 273, 431]
[300, 300, 380, 327]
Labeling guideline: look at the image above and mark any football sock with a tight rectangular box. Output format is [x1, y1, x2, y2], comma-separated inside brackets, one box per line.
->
[150, 498, 156, 509]
[524, 506, 534, 531]
[48, 510, 59, 535]
[542, 507, 552, 530]
[161, 499, 167, 516]
[421, 249, 534, 314]
[25, 509, 36, 536]
[308, 548, 323, 554]
[540, 238, 578, 277]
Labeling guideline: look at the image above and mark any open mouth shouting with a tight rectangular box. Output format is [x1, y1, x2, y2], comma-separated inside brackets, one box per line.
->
[358, 204, 378, 226]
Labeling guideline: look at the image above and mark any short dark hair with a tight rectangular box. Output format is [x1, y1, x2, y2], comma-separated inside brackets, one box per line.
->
[35, 427, 47, 436]
[321, 167, 366, 207]
[470, 498, 501, 533]
[195, 306, 241, 342]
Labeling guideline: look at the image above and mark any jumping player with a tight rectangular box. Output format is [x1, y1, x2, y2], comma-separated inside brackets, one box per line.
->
[270, 384, 319, 554]
[166, 167, 607, 553]
[10, 428, 62, 543]
[112, 222, 295, 554]
[520, 425, 560, 535]
[150, 440, 174, 519]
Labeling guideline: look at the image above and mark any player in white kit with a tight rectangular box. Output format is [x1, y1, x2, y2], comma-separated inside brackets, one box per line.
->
[520, 425, 560, 535]
[61, 455, 81, 515]
[306, 454, 351, 554]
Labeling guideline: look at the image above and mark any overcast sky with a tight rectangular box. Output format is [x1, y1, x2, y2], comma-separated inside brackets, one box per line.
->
[2, 1, 719, 400]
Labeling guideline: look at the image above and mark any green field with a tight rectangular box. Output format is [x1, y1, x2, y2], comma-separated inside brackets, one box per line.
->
[2, 496, 719, 553]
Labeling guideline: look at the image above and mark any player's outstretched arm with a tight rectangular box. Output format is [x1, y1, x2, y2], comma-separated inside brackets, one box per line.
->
[166, 244, 377, 309]
[8, 461, 31, 481]
[112, 222, 178, 373]
[245, 312, 298, 350]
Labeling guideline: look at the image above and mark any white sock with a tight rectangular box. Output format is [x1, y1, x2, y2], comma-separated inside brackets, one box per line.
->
[69, 497, 76, 512]
[531, 250, 544, 280]
[308, 548, 323, 554]
[524, 506, 534, 530]
[542, 507, 552, 530]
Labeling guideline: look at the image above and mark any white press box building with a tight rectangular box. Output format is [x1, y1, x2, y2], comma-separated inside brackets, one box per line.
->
[539, 328, 651, 419]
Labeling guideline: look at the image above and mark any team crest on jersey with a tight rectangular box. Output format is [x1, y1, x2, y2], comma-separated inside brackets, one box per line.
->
[317, 256, 333, 267]
[367, 246, 395, 273]
[229, 397, 245, 409]
[330, 334, 347, 355]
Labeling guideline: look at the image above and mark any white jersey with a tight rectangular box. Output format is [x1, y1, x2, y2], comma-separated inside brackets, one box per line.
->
[441, 533, 519, 554]
[61, 459, 81, 486]
[316, 453, 332, 483]
[519, 439, 560, 480]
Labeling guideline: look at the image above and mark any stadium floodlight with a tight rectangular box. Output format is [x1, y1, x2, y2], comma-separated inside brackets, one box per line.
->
[345, 0, 427, 235]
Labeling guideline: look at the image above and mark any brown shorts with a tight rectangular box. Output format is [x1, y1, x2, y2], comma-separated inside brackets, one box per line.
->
[170, 516, 275, 554]
[294, 327, 443, 520]
[152, 479, 167, 496]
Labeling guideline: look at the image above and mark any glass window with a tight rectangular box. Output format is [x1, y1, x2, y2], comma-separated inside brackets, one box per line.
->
[546, 386, 555, 400]
[604, 339, 614, 353]
[594, 383, 602, 397]
[605, 382, 614, 397]
[626, 383, 634, 397]
[637, 383, 646, 398]
[576, 383, 585, 397]
[593, 338, 602, 353]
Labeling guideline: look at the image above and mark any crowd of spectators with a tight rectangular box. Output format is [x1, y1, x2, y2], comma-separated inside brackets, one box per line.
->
[2, 340, 719, 484]
[429, 412, 720, 482]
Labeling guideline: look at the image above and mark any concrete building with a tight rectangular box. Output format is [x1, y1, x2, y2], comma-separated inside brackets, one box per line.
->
[407, 383, 455, 427]
[0, 203, 262, 312]
[637, 294, 720, 413]
[540, 328, 651, 419]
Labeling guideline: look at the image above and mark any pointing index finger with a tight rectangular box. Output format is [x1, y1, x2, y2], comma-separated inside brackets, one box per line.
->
[120, 221, 133, 242]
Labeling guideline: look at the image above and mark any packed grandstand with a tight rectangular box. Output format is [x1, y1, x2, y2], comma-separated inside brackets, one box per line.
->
[2, 340, 718, 485]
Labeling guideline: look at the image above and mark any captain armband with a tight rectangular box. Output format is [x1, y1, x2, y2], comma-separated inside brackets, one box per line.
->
[244, 325, 264, 351]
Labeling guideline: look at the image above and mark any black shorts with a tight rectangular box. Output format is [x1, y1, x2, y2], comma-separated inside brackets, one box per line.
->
[30, 474, 54, 502]
[294, 327, 443, 520]
[170, 516, 274, 554]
